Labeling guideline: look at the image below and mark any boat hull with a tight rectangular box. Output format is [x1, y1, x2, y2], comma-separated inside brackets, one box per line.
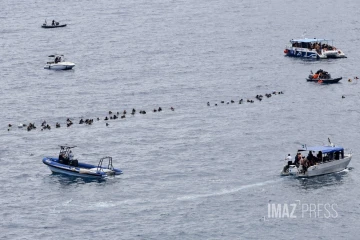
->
[44, 62, 75, 70]
[42, 157, 122, 179]
[303, 156, 351, 177]
[285, 48, 320, 59]
[284, 48, 346, 59]
[282, 155, 351, 177]
[46, 164, 103, 178]
[41, 24, 67, 28]
[306, 77, 342, 84]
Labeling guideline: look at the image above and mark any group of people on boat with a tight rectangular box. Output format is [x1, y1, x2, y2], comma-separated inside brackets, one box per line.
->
[58, 149, 76, 166]
[51, 20, 59, 26]
[291, 41, 336, 53]
[284, 149, 344, 174]
[310, 69, 331, 79]
[54, 56, 62, 63]
[44, 19, 59, 26]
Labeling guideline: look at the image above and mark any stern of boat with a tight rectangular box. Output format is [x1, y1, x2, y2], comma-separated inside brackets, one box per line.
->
[280, 164, 298, 176]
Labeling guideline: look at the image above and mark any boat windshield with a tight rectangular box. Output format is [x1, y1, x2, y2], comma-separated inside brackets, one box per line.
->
[59, 145, 76, 158]
[48, 55, 65, 63]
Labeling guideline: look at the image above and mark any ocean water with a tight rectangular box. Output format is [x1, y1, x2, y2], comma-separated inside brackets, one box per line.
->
[1, 0, 360, 239]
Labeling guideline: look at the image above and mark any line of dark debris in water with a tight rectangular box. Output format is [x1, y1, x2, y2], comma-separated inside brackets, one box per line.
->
[206, 90, 284, 106]
[6, 106, 175, 132]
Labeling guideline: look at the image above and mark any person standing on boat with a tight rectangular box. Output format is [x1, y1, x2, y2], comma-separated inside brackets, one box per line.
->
[317, 151, 323, 162]
[285, 154, 292, 164]
[294, 152, 301, 167]
[300, 156, 309, 173]
[52, 20, 55, 26]
[307, 151, 314, 165]
[59, 152, 66, 163]
[68, 151, 74, 161]
[283, 154, 293, 173]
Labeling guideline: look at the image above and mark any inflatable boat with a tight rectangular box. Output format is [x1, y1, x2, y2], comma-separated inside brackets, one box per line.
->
[43, 145, 123, 179]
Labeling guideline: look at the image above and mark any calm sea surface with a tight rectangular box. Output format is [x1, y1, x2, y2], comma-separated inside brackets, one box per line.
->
[1, 0, 360, 239]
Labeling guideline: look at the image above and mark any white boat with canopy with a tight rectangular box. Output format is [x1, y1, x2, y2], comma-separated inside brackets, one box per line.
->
[281, 139, 352, 177]
[44, 54, 75, 70]
[284, 38, 346, 59]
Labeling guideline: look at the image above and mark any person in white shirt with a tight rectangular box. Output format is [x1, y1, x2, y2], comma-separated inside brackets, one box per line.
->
[68, 151, 74, 161]
[283, 154, 293, 173]
[285, 153, 293, 163]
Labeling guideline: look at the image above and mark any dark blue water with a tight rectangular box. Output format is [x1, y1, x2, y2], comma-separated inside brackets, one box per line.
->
[1, 0, 360, 239]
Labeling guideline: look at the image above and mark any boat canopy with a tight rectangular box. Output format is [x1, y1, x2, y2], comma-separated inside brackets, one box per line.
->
[59, 145, 77, 149]
[48, 54, 64, 57]
[290, 38, 331, 43]
[299, 146, 343, 153]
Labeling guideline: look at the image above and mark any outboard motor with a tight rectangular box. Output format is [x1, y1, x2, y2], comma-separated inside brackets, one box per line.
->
[288, 165, 298, 175]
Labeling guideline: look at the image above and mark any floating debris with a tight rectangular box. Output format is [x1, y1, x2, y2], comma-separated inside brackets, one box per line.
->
[7, 106, 175, 132]
[207, 91, 284, 107]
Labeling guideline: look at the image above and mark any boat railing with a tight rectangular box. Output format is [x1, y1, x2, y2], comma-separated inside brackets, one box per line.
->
[96, 156, 114, 173]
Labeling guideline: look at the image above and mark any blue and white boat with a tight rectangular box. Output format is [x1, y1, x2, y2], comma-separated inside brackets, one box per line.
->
[281, 139, 352, 177]
[43, 145, 123, 179]
[284, 38, 346, 59]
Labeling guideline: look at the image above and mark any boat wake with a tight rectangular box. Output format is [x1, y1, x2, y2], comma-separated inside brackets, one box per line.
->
[63, 198, 73, 205]
[177, 179, 282, 201]
[338, 167, 352, 173]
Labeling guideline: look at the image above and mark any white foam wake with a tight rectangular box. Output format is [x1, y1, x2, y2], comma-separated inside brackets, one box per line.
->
[177, 178, 282, 201]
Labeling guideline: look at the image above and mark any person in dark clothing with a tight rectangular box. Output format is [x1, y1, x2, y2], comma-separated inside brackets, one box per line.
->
[59, 153, 66, 163]
[300, 156, 308, 173]
[317, 151, 323, 162]
[52, 20, 55, 26]
[307, 151, 313, 160]
[307, 151, 314, 165]
[293, 152, 300, 167]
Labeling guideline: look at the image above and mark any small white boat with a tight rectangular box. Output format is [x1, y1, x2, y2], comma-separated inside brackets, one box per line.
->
[281, 139, 352, 177]
[44, 54, 75, 70]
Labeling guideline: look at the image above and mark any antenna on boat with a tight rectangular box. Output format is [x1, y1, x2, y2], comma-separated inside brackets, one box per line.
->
[301, 30, 307, 38]
[328, 138, 335, 147]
